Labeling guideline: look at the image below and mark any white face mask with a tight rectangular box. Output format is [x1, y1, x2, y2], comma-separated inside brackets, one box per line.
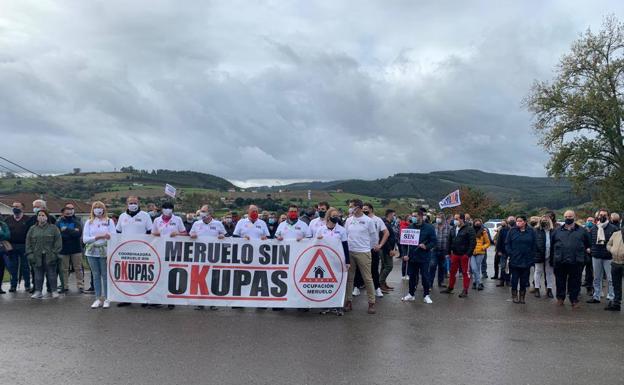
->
[199, 211, 208, 219]
[93, 208, 104, 216]
[436, 218, 443, 224]
[162, 208, 173, 216]
[128, 203, 139, 212]
[37, 215, 48, 224]
[348, 207, 355, 216]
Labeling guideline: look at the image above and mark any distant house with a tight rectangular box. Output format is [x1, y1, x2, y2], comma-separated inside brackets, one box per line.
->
[0, 193, 91, 218]
[227, 188, 236, 193]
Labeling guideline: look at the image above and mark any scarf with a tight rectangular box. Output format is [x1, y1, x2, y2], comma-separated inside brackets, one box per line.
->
[597, 220, 609, 244]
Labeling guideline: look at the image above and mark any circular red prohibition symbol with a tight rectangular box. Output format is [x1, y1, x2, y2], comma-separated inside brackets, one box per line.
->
[108, 239, 162, 297]
[293, 244, 345, 302]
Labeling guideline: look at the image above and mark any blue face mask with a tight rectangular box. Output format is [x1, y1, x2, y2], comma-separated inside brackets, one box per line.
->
[410, 217, 419, 224]
[586, 222, 594, 228]
[269, 218, 276, 224]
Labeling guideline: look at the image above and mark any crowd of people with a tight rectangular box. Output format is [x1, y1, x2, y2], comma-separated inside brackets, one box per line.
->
[1, 196, 622, 315]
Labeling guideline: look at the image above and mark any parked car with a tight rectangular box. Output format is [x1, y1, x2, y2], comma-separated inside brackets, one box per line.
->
[484, 220, 502, 240]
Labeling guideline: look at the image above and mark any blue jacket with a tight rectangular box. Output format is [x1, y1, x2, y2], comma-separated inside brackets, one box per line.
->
[57, 216, 82, 255]
[404, 222, 437, 263]
[506, 226, 536, 269]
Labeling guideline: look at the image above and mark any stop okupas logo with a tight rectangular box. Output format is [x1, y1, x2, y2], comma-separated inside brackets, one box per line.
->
[293, 244, 344, 302]
[109, 240, 161, 296]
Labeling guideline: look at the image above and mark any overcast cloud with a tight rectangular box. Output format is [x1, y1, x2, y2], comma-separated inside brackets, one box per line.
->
[1, 1, 622, 186]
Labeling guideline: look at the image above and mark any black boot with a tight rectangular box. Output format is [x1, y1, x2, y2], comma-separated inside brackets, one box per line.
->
[519, 290, 526, 304]
[547, 288, 554, 298]
[534, 288, 541, 298]
[512, 289, 519, 303]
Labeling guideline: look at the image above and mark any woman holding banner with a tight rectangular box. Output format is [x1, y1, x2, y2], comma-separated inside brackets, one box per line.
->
[83, 201, 116, 309]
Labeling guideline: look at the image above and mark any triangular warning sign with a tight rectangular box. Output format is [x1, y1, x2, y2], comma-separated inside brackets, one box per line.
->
[299, 249, 338, 283]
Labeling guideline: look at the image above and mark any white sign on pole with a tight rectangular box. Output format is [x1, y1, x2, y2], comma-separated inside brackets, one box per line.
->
[164, 184, 177, 198]
[399, 228, 421, 246]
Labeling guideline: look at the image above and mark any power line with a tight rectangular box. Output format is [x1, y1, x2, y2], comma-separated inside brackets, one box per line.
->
[0, 156, 43, 178]
[0, 162, 28, 178]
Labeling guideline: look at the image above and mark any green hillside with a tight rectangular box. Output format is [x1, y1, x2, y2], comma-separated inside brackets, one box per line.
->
[261, 170, 589, 210]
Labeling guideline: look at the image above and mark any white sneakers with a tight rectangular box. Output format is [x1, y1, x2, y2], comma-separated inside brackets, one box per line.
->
[31, 291, 43, 299]
[91, 299, 111, 309]
[401, 294, 415, 301]
[352, 287, 361, 296]
[375, 288, 384, 298]
[51, 292, 60, 299]
[402, 275, 409, 281]
[401, 294, 433, 303]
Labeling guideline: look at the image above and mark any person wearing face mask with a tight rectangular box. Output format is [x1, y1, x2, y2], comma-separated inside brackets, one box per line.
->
[316, 207, 350, 315]
[26, 199, 56, 228]
[146, 203, 160, 220]
[506, 216, 536, 304]
[587, 209, 618, 304]
[470, 218, 490, 291]
[430, 214, 450, 288]
[344, 199, 378, 314]
[491, 220, 507, 281]
[56, 204, 83, 293]
[4, 201, 31, 292]
[233, 205, 270, 240]
[0, 216, 10, 294]
[83, 202, 116, 309]
[495, 216, 516, 287]
[115, 196, 153, 307]
[223, 212, 236, 237]
[275, 205, 312, 241]
[534, 216, 555, 298]
[26, 209, 61, 299]
[362, 203, 389, 298]
[183, 213, 196, 234]
[152, 202, 187, 238]
[551, 210, 591, 308]
[309, 202, 329, 237]
[442, 213, 476, 298]
[263, 212, 277, 238]
[190, 205, 226, 240]
[401, 211, 437, 304]
[379, 209, 398, 293]
[585, 217, 595, 231]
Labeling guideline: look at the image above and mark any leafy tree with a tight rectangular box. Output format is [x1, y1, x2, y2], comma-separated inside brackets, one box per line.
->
[526, 15, 624, 208]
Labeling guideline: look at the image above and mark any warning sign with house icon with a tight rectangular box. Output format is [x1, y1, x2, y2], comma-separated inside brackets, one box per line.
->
[299, 249, 338, 283]
[293, 242, 345, 303]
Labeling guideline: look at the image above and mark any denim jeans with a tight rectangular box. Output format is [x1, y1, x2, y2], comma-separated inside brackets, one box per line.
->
[428, 253, 447, 286]
[481, 250, 488, 275]
[592, 258, 614, 300]
[87, 256, 108, 298]
[8, 244, 30, 288]
[470, 254, 485, 285]
[611, 262, 623, 305]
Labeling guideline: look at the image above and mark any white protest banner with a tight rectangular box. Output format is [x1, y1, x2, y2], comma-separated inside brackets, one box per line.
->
[164, 183, 177, 198]
[400, 228, 421, 246]
[106, 234, 347, 308]
[439, 189, 461, 209]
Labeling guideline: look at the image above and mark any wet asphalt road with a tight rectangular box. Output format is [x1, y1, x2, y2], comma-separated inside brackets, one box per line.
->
[1, 258, 622, 385]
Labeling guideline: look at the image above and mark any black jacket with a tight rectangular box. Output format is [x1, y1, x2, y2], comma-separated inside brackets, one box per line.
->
[448, 224, 476, 256]
[551, 224, 591, 266]
[590, 223, 619, 260]
[495, 226, 511, 255]
[506, 226, 536, 269]
[404, 223, 437, 263]
[382, 218, 397, 253]
[533, 228, 552, 264]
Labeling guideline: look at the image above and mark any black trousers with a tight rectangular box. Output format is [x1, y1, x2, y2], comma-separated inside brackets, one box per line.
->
[612, 262, 623, 305]
[554, 263, 583, 303]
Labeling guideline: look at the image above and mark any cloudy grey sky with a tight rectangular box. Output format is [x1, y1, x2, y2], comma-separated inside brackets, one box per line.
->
[1, 1, 622, 186]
